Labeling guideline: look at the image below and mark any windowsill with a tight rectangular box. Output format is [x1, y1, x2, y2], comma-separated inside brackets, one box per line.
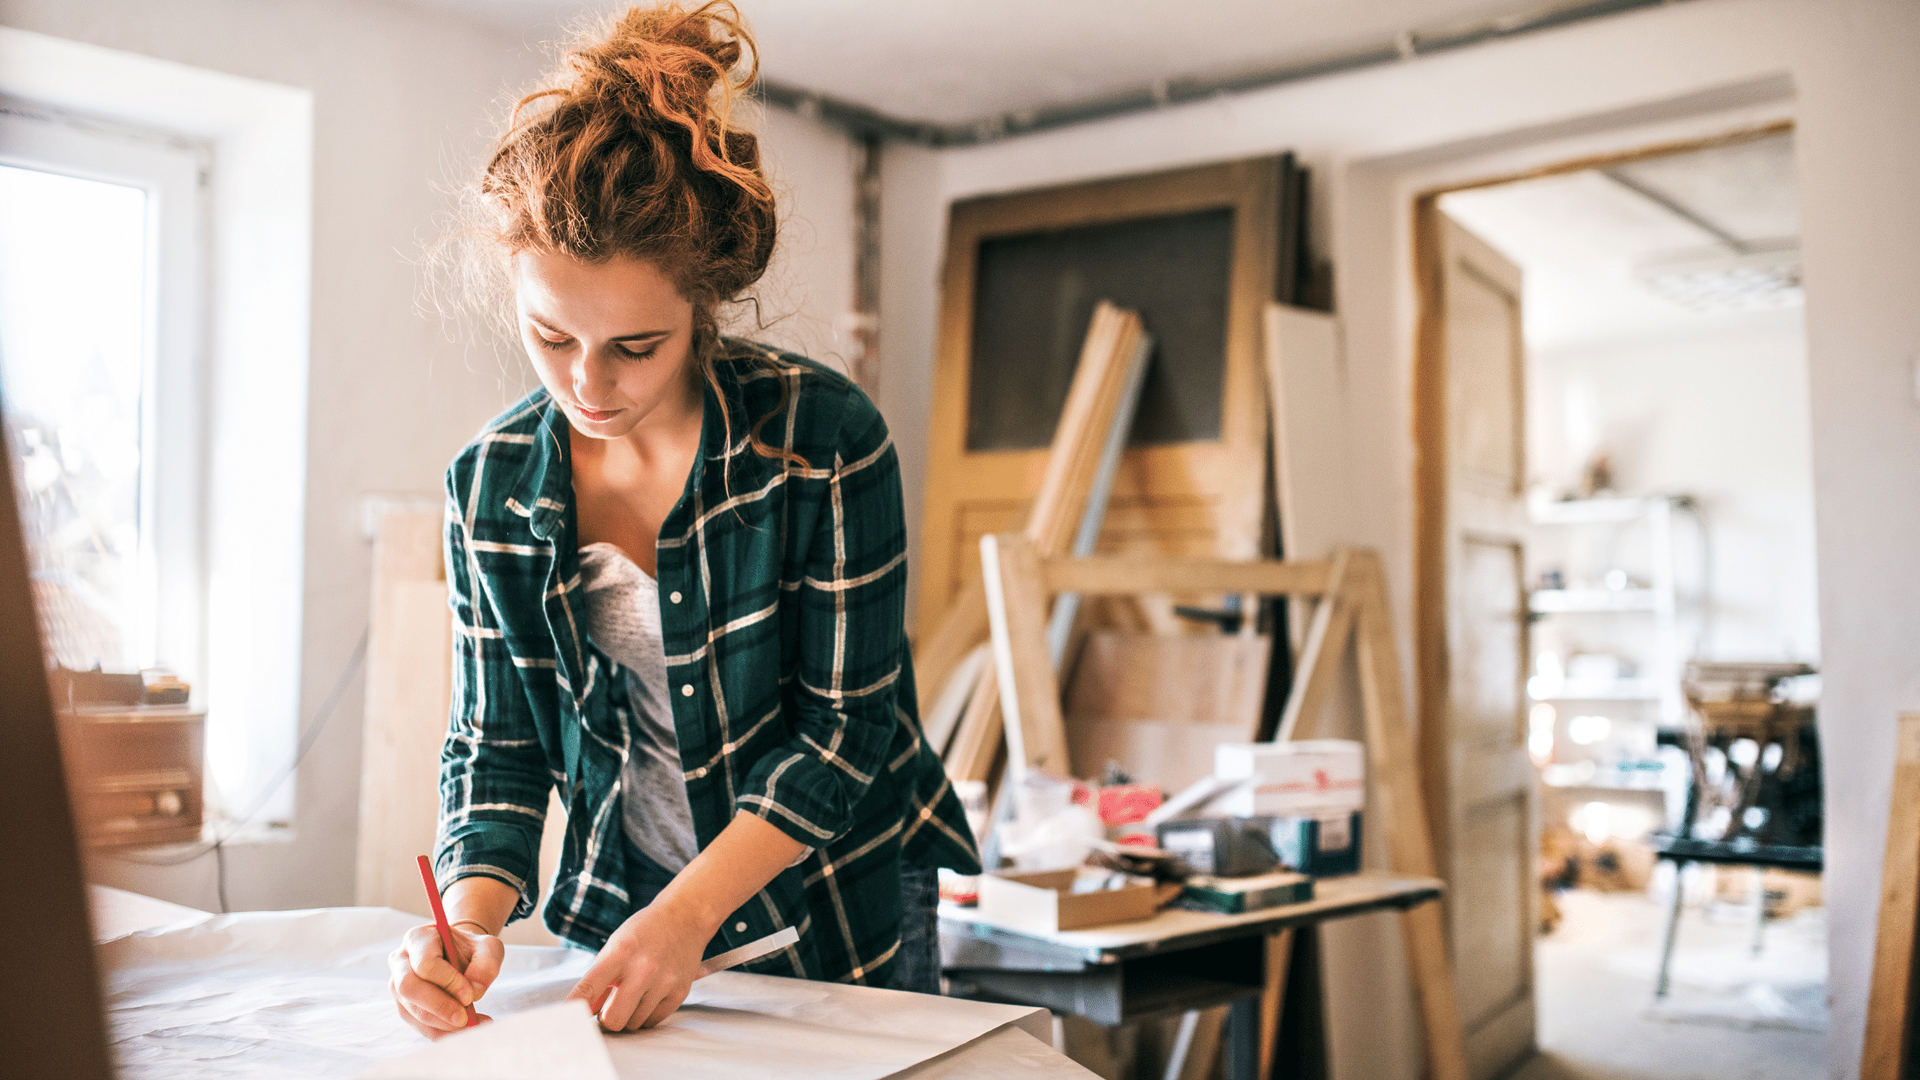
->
[102, 819, 299, 856]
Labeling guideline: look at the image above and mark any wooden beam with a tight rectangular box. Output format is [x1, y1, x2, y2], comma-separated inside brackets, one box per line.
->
[945, 670, 1004, 784]
[1257, 929, 1295, 1080]
[1348, 550, 1467, 1080]
[1863, 712, 1920, 1080]
[1274, 548, 1354, 743]
[1041, 555, 1334, 598]
[982, 532, 1072, 778]
[916, 580, 991, 719]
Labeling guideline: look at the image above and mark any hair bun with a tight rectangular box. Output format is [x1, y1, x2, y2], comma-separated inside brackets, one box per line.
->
[564, 2, 765, 197]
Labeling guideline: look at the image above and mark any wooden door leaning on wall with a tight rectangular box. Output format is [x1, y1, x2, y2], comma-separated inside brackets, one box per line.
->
[916, 156, 1296, 641]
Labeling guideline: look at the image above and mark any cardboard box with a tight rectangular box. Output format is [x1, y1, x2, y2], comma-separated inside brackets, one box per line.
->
[976, 869, 1160, 933]
[1268, 811, 1363, 877]
[1213, 739, 1365, 816]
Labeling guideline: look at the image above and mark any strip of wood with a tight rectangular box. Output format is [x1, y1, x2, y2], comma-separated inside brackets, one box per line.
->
[1349, 549, 1467, 1080]
[1862, 712, 1920, 1079]
[1258, 929, 1295, 1080]
[982, 532, 1073, 777]
[1274, 548, 1353, 743]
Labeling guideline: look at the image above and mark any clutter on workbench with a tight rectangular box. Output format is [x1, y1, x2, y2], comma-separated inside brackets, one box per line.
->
[975, 867, 1164, 933]
[1176, 870, 1314, 915]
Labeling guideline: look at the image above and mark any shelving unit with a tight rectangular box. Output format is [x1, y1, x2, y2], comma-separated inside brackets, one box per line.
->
[1528, 494, 1685, 730]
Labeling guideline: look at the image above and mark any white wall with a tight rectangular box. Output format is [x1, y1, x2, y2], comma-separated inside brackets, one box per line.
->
[876, 1, 1920, 1075]
[0, 0, 866, 916]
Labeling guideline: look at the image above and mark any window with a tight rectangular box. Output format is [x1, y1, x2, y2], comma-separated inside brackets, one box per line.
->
[0, 107, 206, 684]
[0, 25, 313, 830]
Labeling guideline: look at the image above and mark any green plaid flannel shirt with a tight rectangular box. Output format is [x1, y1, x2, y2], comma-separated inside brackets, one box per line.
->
[433, 343, 980, 986]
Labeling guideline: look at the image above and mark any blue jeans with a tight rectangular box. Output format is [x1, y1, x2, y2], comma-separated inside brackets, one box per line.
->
[890, 865, 941, 994]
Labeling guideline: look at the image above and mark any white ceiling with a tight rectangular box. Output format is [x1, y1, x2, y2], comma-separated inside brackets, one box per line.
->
[1439, 134, 1800, 347]
[397, 0, 1630, 128]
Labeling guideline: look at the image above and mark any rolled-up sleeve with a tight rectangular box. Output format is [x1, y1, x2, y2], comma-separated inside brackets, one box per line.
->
[433, 476, 552, 922]
[735, 394, 908, 846]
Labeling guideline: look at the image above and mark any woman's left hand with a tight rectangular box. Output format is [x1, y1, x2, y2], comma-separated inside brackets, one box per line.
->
[564, 898, 711, 1031]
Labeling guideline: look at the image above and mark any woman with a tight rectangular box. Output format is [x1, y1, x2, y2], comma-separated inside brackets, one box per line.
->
[387, 1, 979, 1038]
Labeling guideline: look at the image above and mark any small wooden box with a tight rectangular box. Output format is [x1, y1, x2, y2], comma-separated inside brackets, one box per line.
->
[976, 869, 1159, 933]
[57, 705, 205, 847]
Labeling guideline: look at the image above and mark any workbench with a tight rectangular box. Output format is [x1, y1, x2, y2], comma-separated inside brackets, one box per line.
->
[91, 886, 1095, 1079]
[940, 871, 1445, 1079]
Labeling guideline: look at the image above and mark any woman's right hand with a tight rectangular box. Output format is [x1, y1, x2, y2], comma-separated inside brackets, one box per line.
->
[388, 922, 504, 1039]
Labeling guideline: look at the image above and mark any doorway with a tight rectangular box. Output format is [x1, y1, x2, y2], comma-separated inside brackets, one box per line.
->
[1415, 127, 1825, 1078]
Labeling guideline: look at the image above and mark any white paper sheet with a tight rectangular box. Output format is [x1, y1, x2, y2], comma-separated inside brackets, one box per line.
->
[358, 1001, 617, 1080]
[97, 906, 1049, 1080]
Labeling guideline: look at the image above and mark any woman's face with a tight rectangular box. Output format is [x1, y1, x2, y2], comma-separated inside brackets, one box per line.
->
[514, 251, 699, 442]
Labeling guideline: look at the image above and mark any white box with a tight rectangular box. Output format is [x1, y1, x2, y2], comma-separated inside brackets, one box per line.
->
[1213, 739, 1365, 816]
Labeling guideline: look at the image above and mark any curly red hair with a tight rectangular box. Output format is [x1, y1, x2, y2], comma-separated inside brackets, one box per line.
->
[476, 2, 794, 461]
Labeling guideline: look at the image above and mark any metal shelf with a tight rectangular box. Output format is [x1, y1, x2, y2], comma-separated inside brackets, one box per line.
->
[1531, 587, 1662, 613]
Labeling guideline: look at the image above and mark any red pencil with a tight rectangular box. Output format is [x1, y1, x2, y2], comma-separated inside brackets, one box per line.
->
[416, 854, 481, 1028]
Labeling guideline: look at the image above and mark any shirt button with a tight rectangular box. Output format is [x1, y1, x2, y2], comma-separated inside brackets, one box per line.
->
[681, 683, 694, 697]
[669, 590, 683, 604]
[734, 921, 748, 933]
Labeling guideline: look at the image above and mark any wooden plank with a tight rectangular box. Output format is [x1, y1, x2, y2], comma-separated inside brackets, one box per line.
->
[922, 642, 990, 758]
[1258, 929, 1295, 1080]
[947, 668, 1005, 784]
[356, 511, 447, 914]
[982, 532, 1072, 778]
[0, 421, 113, 1079]
[1862, 712, 1920, 1080]
[916, 580, 991, 718]
[1041, 555, 1333, 598]
[1348, 549, 1467, 1080]
[1275, 548, 1354, 743]
[931, 304, 1141, 755]
[1175, 1007, 1229, 1080]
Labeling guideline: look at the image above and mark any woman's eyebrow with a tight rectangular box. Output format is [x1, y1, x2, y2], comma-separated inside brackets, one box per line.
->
[524, 314, 671, 342]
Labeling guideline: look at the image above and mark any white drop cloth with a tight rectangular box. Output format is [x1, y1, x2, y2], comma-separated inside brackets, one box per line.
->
[96, 906, 1052, 1080]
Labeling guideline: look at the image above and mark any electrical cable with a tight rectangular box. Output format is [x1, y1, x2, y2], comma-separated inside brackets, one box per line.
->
[101, 628, 372, 884]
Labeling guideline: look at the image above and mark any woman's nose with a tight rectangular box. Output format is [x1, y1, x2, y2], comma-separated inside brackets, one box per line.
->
[573, 349, 612, 402]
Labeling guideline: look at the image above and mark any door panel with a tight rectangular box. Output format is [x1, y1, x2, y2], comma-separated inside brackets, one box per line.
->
[1456, 538, 1526, 746]
[1452, 791, 1531, 1027]
[1420, 213, 1539, 1080]
[1448, 264, 1524, 495]
[917, 159, 1284, 640]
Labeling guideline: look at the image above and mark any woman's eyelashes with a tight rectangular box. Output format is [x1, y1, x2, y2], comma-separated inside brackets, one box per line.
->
[531, 332, 656, 361]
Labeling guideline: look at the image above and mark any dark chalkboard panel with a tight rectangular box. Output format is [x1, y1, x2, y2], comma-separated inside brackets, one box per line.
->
[966, 208, 1235, 452]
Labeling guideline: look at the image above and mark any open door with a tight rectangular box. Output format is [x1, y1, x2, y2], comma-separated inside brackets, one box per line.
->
[1414, 210, 1538, 1079]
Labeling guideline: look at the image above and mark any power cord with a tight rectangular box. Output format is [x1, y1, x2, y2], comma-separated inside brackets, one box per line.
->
[102, 627, 372, 911]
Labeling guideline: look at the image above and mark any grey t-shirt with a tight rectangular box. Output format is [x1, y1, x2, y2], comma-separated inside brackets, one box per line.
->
[576, 542, 700, 874]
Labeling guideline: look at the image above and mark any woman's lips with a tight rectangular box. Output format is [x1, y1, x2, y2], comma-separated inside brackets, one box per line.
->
[574, 404, 621, 422]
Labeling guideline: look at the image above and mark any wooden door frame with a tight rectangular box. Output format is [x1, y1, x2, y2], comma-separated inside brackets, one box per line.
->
[1408, 117, 1794, 870]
